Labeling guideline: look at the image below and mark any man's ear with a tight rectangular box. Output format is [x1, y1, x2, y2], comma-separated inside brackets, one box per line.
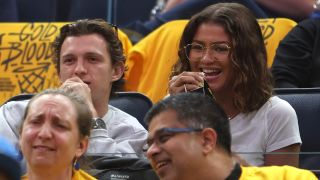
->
[112, 61, 125, 82]
[201, 128, 217, 155]
[75, 136, 89, 158]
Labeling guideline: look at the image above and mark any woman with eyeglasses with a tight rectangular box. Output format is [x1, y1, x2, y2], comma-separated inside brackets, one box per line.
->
[168, 3, 301, 167]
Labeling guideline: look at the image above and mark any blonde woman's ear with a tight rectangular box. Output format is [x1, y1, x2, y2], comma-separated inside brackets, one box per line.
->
[76, 136, 89, 158]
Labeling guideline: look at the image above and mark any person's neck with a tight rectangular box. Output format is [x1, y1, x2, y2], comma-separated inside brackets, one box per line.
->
[204, 151, 236, 180]
[93, 98, 109, 118]
[214, 92, 239, 120]
[27, 166, 73, 180]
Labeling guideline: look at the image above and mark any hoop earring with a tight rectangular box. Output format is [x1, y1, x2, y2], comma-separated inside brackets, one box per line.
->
[74, 158, 80, 170]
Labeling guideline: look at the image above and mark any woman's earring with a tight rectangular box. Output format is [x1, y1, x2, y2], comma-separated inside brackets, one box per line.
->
[74, 158, 80, 170]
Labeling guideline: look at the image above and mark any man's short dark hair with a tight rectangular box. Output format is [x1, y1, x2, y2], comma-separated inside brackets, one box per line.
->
[52, 19, 125, 96]
[144, 93, 231, 154]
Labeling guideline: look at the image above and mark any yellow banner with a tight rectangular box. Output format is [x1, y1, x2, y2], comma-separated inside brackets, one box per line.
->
[0, 23, 65, 104]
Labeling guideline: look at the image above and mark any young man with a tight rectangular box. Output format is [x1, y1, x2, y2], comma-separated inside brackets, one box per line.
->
[144, 93, 317, 180]
[0, 19, 147, 157]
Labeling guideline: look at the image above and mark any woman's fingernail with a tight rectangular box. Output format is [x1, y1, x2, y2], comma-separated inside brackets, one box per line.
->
[199, 81, 204, 87]
[199, 72, 205, 77]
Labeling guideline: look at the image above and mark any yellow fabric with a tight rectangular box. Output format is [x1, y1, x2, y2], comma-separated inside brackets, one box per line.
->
[125, 18, 296, 103]
[21, 169, 97, 180]
[72, 169, 97, 180]
[118, 30, 133, 58]
[0, 22, 132, 104]
[258, 18, 297, 67]
[125, 20, 187, 103]
[240, 166, 317, 180]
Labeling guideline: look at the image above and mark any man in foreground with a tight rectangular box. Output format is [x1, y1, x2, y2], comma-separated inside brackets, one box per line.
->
[144, 93, 317, 180]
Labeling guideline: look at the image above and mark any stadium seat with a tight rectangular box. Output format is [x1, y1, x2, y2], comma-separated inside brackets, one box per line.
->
[274, 88, 320, 171]
[258, 18, 297, 67]
[1, 92, 151, 129]
[109, 92, 153, 129]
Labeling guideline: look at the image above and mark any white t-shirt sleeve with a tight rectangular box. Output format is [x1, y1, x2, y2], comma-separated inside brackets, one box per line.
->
[266, 97, 302, 152]
[0, 100, 28, 145]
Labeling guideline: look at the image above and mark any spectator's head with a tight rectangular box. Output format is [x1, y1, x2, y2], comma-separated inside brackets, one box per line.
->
[0, 137, 21, 180]
[53, 19, 125, 99]
[172, 3, 273, 113]
[20, 89, 91, 177]
[144, 93, 231, 180]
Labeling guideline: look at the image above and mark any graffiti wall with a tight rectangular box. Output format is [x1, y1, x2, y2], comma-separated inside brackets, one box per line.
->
[0, 23, 66, 104]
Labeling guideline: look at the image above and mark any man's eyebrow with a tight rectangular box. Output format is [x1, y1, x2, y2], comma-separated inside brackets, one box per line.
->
[191, 40, 205, 44]
[61, 54, 74, 58]
[85, 52, 102, 56]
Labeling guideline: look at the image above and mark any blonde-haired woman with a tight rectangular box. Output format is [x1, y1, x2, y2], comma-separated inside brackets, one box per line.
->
[20, 89, 96, 180]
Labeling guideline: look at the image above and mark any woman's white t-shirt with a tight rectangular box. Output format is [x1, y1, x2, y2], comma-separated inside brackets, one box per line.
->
[230, 96, 301, 166]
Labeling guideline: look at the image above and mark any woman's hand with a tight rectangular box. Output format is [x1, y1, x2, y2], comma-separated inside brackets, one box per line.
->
[169, 71, 204, 95]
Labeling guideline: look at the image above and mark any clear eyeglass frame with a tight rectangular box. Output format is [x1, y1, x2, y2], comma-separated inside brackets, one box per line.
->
[184, 42, 231, 61]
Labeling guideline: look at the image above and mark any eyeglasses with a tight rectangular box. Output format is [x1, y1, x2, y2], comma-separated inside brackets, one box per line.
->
[144, 127, 203, 152]
[184, 42, 231, 61]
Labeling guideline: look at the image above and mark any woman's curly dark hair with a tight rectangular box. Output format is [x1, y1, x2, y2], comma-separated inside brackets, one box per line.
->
[171, 3, 273, 113]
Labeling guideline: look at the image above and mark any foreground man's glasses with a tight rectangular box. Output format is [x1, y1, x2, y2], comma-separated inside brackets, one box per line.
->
[144, 127, 203, 152]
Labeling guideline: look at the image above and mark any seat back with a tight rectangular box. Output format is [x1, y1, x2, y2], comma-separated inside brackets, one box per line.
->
[84, 156, 159, 180]
[0, 22, 132, 104]
[274, 88, 320, 170]
[2, 94, 34, 105]
[1, 92, 151, 129]
[258, 18, 297, 67]
[110, 92, 153, 129]
[125, 18, 297, 103]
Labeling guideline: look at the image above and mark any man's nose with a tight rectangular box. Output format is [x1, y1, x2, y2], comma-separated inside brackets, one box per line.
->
[74, 60, 87, 75]
[146, 143, 161, 159]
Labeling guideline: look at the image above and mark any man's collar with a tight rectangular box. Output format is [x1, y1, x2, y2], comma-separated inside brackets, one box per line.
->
[225, 163, 242, 180]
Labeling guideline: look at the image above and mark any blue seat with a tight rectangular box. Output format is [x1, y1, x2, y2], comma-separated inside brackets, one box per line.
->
[274, 88, 320, 171]
[2, 92, 152, 129]
[109, 92, 152, 129]
[67, 0, 156, 27]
